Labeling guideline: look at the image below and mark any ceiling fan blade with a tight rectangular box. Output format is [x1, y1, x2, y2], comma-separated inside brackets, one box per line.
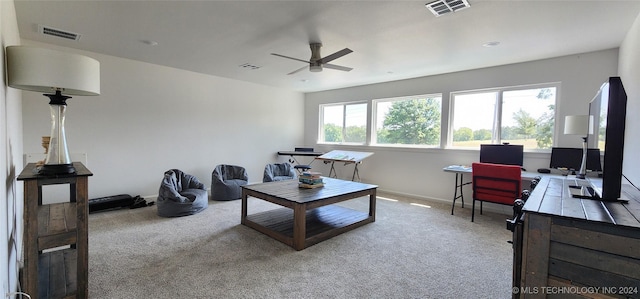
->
[287, 65, 308, 75]
[318, 48, 353, 64]
[324, 63, 353, 72]
[271, 53, 310, 64]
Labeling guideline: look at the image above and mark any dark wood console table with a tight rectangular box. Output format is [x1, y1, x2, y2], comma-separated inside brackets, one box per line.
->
[515, 176, 640, 298]
[18, 162, 92, 299]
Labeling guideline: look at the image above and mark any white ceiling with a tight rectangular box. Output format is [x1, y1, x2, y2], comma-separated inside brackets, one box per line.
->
[13, 0, 640, 93]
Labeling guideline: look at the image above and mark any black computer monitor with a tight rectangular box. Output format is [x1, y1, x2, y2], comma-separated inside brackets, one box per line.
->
[549, 147, 602, 172]
[479, 144, 524, 166]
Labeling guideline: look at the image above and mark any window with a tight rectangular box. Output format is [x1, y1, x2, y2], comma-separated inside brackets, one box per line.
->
[450, 85, 556, 150]
[372, 94, 442, 147]
[319, 102, 367, 144]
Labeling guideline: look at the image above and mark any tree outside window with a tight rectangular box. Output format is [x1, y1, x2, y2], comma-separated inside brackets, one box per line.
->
[451, 86, 556, 150]
[373, 95, 442, 147]
[320, 102, 367, 144]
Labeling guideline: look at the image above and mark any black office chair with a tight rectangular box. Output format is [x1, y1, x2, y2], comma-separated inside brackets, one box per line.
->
[292, 147, 314, 174]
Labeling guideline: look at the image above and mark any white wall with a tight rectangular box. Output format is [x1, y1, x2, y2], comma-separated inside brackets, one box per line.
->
[21, 40, 305, 199]
[1, 0, 24, 296]
[619, 12, 640, 188]
[304, 49, 620, 203]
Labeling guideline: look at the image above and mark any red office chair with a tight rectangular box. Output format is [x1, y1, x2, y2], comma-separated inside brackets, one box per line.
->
[471, 162, 522, 222]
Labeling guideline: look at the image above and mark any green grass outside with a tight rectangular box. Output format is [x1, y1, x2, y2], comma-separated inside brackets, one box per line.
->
[453, 139, 541, 148]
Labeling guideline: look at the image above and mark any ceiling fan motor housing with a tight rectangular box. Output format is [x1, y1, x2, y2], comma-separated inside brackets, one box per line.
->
[309, 44, 323, 72]
[310, 43, 323, 61]
[271, 42, 351, 75]
[310, 65, 323, 72]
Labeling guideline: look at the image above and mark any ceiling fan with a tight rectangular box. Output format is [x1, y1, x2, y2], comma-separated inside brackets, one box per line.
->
[271, 43, 353, 75]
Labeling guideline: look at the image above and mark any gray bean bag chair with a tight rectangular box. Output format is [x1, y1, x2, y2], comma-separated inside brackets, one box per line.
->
[211, 164, 248, 201]
[263, 163, 297, 182]
[157, 169, 208, 217]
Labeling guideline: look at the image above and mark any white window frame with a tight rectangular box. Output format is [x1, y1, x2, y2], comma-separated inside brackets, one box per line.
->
[448, 83, 559, 150]
[371, 93, 443, 148]
[318, 101, 368, 145]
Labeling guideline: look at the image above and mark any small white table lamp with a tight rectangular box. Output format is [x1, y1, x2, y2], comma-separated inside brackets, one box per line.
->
[6, 46, 100, 175]
[564, 115, 594, 179]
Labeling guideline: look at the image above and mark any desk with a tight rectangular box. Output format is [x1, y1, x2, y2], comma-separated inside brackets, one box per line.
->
[316, 150, 374, 181]
[443, 165, 547, 215]
[443, 165, 472, 215]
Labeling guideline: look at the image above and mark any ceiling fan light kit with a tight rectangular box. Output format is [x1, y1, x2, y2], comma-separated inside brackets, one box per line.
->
[271, 43, 353, 75]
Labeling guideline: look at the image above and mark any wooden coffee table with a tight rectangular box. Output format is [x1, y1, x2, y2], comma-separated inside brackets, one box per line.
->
[241, 177, 377, 250]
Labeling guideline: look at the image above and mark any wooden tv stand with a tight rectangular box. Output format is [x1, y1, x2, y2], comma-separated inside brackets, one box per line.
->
[514, 176, 640, 298]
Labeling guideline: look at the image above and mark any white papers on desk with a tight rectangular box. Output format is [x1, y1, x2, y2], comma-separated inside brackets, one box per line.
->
[443, 165, 472, 172]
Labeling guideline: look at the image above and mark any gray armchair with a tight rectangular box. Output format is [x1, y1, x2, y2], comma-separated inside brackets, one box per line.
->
[157, 169, 208, 217]
[211, 164, 248, 201]
[263, 163, 297, 182]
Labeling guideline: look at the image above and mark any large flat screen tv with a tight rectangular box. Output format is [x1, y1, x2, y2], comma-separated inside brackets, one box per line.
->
[589, 77, 627, 201]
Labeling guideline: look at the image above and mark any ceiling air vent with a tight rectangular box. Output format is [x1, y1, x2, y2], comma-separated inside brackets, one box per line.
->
[38, 25, 81, 41]
[425, 0, 470, 17]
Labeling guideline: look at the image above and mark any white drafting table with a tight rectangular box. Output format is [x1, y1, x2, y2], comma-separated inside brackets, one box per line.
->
[316, 150, 374, 181]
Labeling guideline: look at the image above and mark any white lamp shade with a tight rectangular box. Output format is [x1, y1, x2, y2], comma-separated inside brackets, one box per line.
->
[564, 115, 594, 135]
[6, 45, 100, 96]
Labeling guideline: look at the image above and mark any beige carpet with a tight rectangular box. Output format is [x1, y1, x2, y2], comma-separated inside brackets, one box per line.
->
[88, 192, 514, 298]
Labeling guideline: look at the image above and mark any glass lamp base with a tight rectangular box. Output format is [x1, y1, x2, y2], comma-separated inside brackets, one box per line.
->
[42, 90, 74, 175]
[40, 163, 76, 175]
[576, 136, 588, 180]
